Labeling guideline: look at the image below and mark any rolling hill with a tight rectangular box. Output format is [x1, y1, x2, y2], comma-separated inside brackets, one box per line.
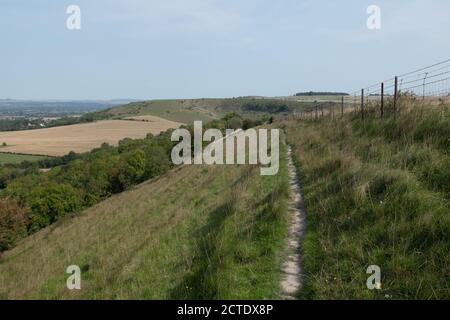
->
[95, 97, 316, 123]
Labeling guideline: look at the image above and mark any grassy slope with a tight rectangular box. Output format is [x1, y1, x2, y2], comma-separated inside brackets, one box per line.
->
[0, 152, 49, 165]
[285, 105, 450, 299]
[103, 99, 219, 123]
[0, 145, 289, 299]
[99, 98, 314, 123]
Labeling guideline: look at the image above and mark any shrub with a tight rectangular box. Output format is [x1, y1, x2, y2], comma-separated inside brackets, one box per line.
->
[118, 150, 146, 189]
[0, 199, 28, 251]
[144, 144, 170, 179]
[28, 183, 82, 231]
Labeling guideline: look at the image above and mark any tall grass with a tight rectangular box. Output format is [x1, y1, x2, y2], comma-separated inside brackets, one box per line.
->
[285, 103, 449, 299]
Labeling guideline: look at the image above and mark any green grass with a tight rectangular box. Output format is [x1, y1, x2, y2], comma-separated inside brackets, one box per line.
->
[0, 143, 289, 299]
[0, 152, 49, 165]
[97, 98, 314, 123]
[285, 104, 450, 299]
[104, 99, 218, 123]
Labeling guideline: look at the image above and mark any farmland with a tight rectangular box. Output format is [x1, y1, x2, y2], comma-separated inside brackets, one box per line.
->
[0, 118, 182, 157]
[0, 153, 49, 165]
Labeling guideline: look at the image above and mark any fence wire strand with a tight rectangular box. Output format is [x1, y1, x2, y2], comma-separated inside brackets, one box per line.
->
[298, 59, 450, 121]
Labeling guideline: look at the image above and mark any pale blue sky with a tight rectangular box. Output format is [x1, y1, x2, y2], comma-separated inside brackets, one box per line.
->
[1, 0, 450, 100]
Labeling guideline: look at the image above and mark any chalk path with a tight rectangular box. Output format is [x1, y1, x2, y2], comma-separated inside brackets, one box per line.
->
[280, 145, 306, 299]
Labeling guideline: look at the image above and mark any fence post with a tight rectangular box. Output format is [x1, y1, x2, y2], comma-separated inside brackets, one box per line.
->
[321, 105, 324, 118]
[315, 106, 318, 120]
[381, 82, 384, 119]
[341, 96, 344, 118]
[361, 89, 365, 120]
[422, 72, 428, 101]
[394, 76, 398, 119]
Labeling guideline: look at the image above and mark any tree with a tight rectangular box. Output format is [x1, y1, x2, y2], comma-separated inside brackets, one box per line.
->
[28, 183, 82, 231]
[227, 116, 243, 130]
[118, 150, 146, 189]
[144, 144, 170, 179]
[0, 199, 28, 251]
[0, 167, 20, 189]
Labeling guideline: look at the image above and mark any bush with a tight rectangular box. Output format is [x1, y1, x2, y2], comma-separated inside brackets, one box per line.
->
[144, 144, 170, 179]
[0, 199, 28, 251]
[227, 116, 243, 130]
[118, 150, 146, 189]
[28, 183, 82, 231]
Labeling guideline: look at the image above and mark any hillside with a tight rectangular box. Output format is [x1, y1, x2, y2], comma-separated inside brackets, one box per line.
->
[0, 145, 289, 299]
[97, 98, 315, 123]
[284, 104, 450, 299]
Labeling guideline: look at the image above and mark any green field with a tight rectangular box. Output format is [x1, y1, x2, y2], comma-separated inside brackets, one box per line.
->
[0, 152, 49, 165]
[0, 143, 289, 299]
[285, 103, 450, 299]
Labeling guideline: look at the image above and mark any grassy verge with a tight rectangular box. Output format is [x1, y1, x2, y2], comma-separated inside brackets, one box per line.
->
[0, 143, 289, 299]
[284, 105, 449, 299]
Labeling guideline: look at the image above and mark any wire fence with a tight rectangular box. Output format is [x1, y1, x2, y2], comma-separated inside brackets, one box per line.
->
[294, 59, 450, 120]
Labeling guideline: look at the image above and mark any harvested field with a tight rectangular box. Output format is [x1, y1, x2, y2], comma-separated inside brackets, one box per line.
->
[0, 118, 182, 156]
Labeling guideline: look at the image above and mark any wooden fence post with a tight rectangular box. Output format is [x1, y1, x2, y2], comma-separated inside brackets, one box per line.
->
[361, 89, 365, 120]
[341, 96, 344, 118]
[381, 82, 384, 119]
[394, 76, 398, 119]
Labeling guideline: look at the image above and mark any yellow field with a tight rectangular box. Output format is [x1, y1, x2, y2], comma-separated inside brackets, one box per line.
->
[0, 118, 182, 156]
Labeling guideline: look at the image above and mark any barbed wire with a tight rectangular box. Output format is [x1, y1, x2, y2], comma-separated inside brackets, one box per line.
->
[298, 59, 450, 121]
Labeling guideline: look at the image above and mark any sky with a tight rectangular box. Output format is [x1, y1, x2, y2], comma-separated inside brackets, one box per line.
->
[1, 0, 450, 100]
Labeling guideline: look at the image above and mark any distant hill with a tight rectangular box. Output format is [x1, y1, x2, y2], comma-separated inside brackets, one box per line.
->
[0, 100, 136, 117]
[294, 92, 349, 97]
[95, 97, 316, 123]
